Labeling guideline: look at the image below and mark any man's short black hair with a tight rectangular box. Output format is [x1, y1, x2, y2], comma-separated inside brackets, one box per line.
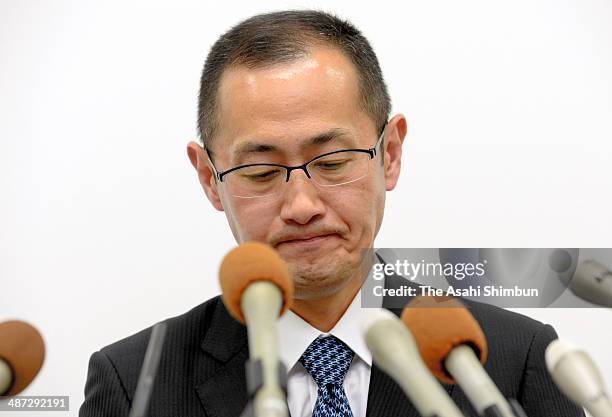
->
[197, 10, 391, 148]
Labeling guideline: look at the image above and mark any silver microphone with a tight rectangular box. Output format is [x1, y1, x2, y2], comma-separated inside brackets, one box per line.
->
[219, 242, 293, 417]
[361, 309, 465, 417]
[0, 320, 45, 396]
[569, 260, 612, 308]
[546, 339, 612, 417]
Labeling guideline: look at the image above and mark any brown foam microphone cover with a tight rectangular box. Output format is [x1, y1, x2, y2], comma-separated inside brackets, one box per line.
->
[219, 241, 293, 324]
[401, 296, 488, 384]
[0, 320, 45, 395]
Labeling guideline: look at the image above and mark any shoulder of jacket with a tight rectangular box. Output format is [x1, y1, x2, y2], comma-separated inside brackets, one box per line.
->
[100, 295, 222, 361]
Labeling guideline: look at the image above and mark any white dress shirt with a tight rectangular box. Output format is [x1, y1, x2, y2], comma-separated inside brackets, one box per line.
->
[277, 290, 381, 417]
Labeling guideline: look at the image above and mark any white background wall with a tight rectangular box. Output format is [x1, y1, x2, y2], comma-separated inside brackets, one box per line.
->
[1, 0, 611, 416]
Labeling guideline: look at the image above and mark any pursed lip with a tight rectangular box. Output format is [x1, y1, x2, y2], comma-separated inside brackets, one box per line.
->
[273, 232, 338, 247]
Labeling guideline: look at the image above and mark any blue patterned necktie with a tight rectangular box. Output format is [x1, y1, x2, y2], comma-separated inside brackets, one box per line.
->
[299, 335, 355, 417]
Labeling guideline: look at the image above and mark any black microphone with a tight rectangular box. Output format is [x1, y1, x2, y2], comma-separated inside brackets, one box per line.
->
[128, 322, 167, 417]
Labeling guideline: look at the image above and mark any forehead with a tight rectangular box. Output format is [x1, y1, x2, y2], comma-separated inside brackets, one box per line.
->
[213, 47, 374, 157]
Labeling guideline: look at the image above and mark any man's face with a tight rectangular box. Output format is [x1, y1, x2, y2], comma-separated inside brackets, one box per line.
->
[188, 47, 405, 300]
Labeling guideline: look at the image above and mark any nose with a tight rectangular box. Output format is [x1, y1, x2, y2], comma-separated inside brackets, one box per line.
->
[279, 170, 326, 225]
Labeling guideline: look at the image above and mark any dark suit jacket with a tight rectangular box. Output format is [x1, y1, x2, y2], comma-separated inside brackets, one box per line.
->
[80, 281, 585, 417]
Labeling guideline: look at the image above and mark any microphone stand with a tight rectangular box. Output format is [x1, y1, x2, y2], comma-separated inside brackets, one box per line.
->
[239, 359, 288, 417]
[483, 399, 528, 417]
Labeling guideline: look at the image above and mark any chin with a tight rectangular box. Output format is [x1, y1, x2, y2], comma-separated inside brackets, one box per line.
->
[289, 256, 357, 301]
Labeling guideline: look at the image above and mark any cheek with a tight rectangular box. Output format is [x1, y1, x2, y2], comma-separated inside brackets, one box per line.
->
[325, 179, 382, 237]
[223, 197, 278, 242]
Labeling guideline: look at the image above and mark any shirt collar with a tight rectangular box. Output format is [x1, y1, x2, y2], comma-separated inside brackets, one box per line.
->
[277, 289, 380, 372]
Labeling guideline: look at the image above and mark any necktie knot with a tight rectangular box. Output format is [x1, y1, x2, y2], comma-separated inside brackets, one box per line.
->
[299, 335, 355, 388]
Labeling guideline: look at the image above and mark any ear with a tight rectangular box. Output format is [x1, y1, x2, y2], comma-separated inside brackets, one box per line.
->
[187, 141, 224, 211]
[383, 114, 407, 191]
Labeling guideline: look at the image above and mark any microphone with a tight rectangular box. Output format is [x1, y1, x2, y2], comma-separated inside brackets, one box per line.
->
[402, 296, 522, 417]
[361, 309, 465, 417]
[219, 242, 293, 417]
[0, 320, 45, 396]
[128, 322, 167, 417]
[568, 260, 612, 307]
[545, 339, 612, 417]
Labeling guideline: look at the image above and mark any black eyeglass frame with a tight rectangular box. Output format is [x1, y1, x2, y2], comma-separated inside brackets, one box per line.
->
[205, 124, 387, 183]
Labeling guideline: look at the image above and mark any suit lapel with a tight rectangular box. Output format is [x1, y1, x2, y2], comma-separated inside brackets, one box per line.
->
[195, 299, 250, 417]
[366, 363, 418, 417]
[367, 363, 455, 417]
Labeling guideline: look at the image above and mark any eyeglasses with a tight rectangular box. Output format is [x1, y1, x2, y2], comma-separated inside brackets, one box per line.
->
[206, 128, 385, 199]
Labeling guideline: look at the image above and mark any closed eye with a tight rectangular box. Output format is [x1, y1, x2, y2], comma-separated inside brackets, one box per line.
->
[241, 168, 282, 181]
[314, 159, 350, 170]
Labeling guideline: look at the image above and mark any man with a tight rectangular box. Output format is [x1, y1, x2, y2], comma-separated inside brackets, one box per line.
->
[80, 10, 584, 417]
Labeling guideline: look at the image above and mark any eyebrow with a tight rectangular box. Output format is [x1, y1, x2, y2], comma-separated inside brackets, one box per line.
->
[233, 128, 354, 162]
